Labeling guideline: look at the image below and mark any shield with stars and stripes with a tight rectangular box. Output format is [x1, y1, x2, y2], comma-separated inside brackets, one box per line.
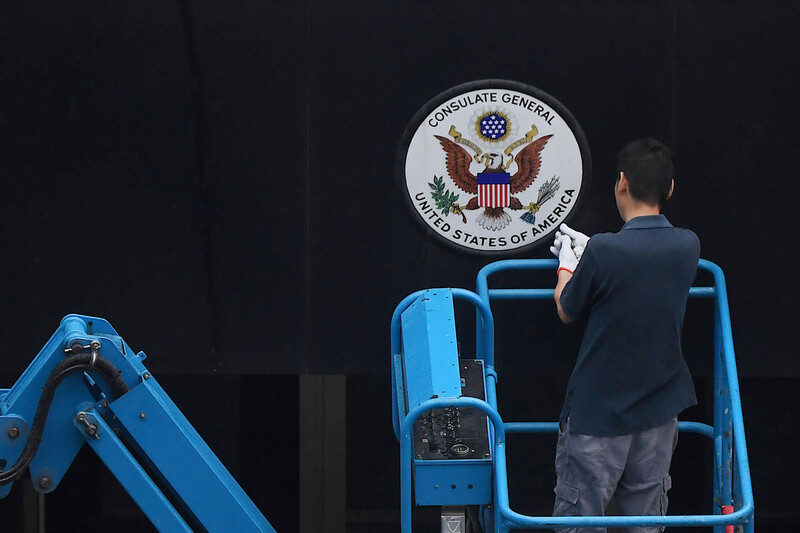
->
[477, 172, 511, 208]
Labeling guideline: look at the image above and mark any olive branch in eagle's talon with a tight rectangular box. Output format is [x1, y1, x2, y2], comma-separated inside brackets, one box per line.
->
[430, 175, 467, 223]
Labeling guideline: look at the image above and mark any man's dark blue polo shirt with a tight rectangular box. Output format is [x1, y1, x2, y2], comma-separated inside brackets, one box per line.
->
[559, 215, 700, 436]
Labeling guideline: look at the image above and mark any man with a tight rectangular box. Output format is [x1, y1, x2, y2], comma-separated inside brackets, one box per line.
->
[550, 138, 700, 533]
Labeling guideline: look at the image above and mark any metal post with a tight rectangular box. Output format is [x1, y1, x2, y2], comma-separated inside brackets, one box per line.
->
[713, 293, 734, 533]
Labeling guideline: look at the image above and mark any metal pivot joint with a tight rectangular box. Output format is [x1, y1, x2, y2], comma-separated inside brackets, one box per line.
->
[65, 340, 101, 369]
[76, 412, 99, 440]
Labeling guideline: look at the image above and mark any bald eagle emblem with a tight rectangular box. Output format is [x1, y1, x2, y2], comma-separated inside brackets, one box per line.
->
[433, 118, 558, 231]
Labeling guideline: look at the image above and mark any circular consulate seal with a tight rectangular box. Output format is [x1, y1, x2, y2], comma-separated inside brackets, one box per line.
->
[396, 80, 591, 254]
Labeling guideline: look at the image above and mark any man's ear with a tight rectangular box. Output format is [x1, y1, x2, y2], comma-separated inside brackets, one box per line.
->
[617, 171, 629, 194]
[665, 179, 675, 201]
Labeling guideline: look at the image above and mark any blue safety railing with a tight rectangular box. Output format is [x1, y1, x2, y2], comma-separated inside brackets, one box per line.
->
[392, 258, 754, 532]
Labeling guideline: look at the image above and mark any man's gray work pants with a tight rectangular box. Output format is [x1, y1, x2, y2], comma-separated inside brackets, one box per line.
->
[552, 417, 679, 533]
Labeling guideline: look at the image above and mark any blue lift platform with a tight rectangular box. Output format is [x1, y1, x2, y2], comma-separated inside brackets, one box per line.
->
[0, 314, 275, 532]
[392, 259, 754, 532]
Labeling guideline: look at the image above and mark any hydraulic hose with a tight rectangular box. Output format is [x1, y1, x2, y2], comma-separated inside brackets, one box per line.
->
[0, 351, 129, 485]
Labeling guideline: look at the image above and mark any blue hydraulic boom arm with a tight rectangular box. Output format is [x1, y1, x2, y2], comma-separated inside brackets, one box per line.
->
[0, 314, 275, 532]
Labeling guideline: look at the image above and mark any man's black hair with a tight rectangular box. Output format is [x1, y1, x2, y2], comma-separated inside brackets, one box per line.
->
[616, 138, 674, 206]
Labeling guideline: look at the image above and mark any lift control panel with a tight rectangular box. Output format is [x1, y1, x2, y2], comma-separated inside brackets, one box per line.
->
[413, 359, 490, 462]
[397, 290, 492, 506]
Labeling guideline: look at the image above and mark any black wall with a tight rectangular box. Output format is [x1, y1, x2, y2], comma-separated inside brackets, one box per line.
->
[1, 1, 799, 530]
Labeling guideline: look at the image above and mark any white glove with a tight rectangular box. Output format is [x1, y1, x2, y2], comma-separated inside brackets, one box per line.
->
[551, 230, 585, 261]
[559, 224, 590, 260]
[550, 232, 563, 258]
[555, 234, 578, 274]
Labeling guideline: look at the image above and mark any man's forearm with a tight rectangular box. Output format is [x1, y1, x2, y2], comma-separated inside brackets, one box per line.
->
[554, 270, 576, 323]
